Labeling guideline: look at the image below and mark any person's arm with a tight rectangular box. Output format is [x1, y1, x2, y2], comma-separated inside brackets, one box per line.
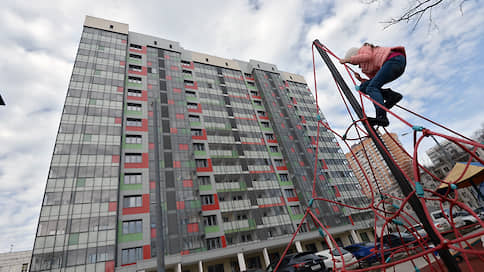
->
[339, 53, 371, 64]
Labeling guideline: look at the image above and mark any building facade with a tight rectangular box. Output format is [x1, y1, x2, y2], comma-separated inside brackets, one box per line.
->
[31, 16, 373, 272]
[0, 250, 31, 272]
[345, 132, 414, 201]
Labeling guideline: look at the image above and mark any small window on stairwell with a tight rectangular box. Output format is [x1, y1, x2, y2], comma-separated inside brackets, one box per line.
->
[125, 153, 142, 163]
[257, 111, 266, 117]
[254, 100, 262, 106]
[129, 43, 142, 50]
[184, 80, 195, 86]
[247, 81, 255, 87]
[182, 70, 192, 75]
[128, 76, 142, 83]
[203, 215, 217, 226]
[127, 103, 142, 111]
[201, 195, 214, 205]
[269, 146, 279, 153]
[191, 129, 203, 136]
[128, 64, 142, 72]
[193, 143, 205, 151]
[198, 176, 210, 185]
[261, 121, 270, 128]
[196, 159, 208, 168]
[266, 133, 274, 140]
[280, 174, 289, 181]
[126, 135, 142, 144]
[127, 89, 142, 97]
[187, 102, 198, 109]
[274, 159, 284, 167]
[129, 53, 142, 59]
[186, 90, 196, 97]
[189, 115, 200, 122]
[244, 73, 252, 77]
[284, 189, 296, 198]
[181, 60, 191, 65]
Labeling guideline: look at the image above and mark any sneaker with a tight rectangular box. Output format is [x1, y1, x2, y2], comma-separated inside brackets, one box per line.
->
[383, 89, 402, 109]
[367, 116, 389, 127]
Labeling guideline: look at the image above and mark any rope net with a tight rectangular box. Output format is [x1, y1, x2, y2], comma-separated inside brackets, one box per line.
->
[272, 42, 484, 272]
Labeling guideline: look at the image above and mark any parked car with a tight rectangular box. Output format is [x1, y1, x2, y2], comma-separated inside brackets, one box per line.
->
[343, 243, 390, 265]
[266, 252, 328, 272]
[453, 210, 479, 227]
[315, 248, 358, 270]
[381, 233, 417, 249]
[430, 210, 451, 232]
[404, 224, 427, 239]
[474, 207, 484, 220]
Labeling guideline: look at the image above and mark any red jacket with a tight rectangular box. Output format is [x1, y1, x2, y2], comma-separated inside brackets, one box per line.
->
[350, 45, 406, 78]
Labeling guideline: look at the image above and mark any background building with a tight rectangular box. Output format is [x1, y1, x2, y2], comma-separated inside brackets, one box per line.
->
[425, 135, 484, 209]
[31, 16, 373, 272]
[345, 132, 413, 201]
[0, 250, 31, 272]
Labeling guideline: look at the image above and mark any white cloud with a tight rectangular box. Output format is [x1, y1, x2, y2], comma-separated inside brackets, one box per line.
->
[1, 0, 484, 252]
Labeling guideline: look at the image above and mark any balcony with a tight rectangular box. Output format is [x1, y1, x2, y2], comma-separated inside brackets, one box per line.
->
[219, 200, 252, 212]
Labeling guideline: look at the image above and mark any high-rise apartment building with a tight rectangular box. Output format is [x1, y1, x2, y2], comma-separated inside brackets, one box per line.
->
[31, 16, 373, 272]
[345, 133, 413, 200]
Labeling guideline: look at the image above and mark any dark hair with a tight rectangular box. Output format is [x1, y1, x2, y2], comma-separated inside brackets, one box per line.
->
[363, 42, 378, 48]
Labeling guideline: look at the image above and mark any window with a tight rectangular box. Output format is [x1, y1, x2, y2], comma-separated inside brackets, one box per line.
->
[274, 159, 284, 167]
[247, 81, 255, 87]
[187, 102, 198, 109]
[201, 195, 214, 205]
[291, 205, 302, 214]
[127, 103, 142, 111]
[126, 135, 142, 144]
[184, 80, 195, 86]
[269, 146, 279, 152]
[203, 215, 217, 226]
[122, 220, 142, 234]
[128, 76, 142, 83]
[254, 100, 262, 106]
[193, 143, 205, 151]
[280, 174, 289, 181]
[261, 121, 270, 128]
[125, 153, 142, 163]
[241, 234, 252, 242]
[189, 115, 200, 122]
[127, 89, 142, 97]
[206, 238, 221, 250]
[128, 64, 142, 72]
[257, 111, 266, 116]
[126, 118, 142, 127]
[129, 53, 142, 59]
[360, 232, 370, 242]
[191, 129, 203, 136]
[121, 247, 143, 265]
[285, 189, 296, 198]
[207, 83, 213, 89]
[186, 90, 196, 97]
[124, 173, 142, 184]
[198, 176, 210, 185]
[196, 159, 208, 168]
[207, 263, 224, 272]
[298, 223, 309, 233]
[266, 133, 274, 140]
[181, 60, 191, 65]
[123, 195, 142, 208]
[21, 263, 28, 272]
[129, 43, 142, 50]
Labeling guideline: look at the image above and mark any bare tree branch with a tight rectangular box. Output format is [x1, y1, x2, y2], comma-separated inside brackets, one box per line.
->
[367, 0, 469, 30]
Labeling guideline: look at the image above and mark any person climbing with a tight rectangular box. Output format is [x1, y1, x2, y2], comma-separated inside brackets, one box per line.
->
[339, 42, 406, 127]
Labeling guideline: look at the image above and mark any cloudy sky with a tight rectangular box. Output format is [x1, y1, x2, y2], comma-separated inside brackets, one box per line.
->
[1, 0, 483, 252]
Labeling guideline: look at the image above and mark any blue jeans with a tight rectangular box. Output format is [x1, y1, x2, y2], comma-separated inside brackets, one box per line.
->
[359, 55, 406, 113]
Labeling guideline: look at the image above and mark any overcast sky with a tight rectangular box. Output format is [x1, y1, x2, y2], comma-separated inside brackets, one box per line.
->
[1, 0, 483, 252]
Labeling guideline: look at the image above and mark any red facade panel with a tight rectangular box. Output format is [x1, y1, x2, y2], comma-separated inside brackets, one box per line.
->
[123, 194, 150, 215]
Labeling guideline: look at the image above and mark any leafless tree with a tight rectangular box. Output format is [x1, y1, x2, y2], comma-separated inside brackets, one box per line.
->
[363, 0, 469, 30]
